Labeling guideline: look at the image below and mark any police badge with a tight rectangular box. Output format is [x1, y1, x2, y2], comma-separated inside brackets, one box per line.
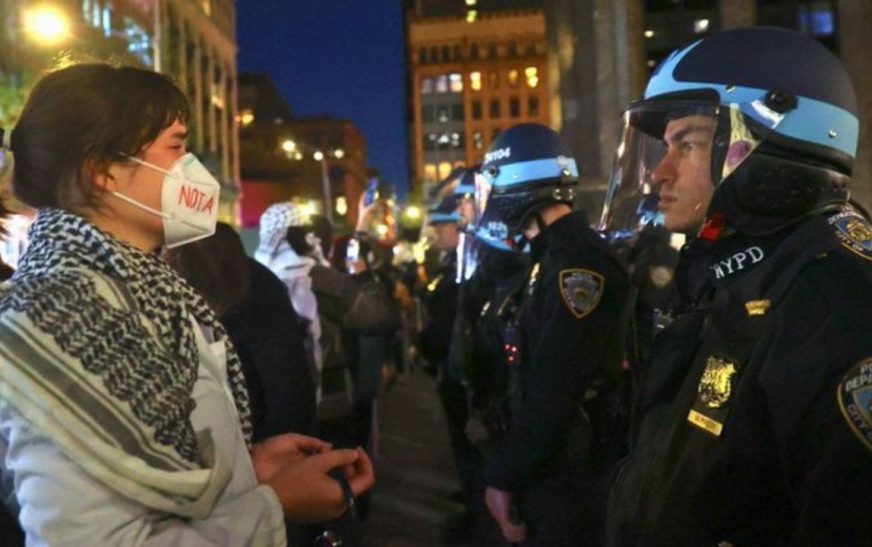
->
[698, 356, 738, 408]
[558, 269, 604, 319]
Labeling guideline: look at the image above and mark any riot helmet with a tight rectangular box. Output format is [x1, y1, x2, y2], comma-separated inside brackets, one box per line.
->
[477, 123, 579, 234]
[601, 26, 859, 239]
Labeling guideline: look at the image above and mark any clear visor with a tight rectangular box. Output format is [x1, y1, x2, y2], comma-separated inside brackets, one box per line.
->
[599, 99, 785, 240]
[473, 171, 492, 229]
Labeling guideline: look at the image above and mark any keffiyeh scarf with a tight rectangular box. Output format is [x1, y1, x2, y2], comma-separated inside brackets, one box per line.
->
[0, 209, 252, 517]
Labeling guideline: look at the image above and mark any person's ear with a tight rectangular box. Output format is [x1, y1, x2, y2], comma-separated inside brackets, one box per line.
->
[83, 158, 120, 193]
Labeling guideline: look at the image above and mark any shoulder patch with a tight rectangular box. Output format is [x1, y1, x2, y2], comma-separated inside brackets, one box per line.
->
[838, 357, 872, 452]
[558, 269, 604, 319]
[827, 209, 872, 261]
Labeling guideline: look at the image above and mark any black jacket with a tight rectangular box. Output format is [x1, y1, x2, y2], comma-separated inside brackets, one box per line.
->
[608, 207, 872, 546]
[223, 258, 317, 440]
[485, 210, 630, 492]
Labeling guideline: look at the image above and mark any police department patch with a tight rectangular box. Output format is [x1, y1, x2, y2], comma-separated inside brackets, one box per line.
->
[558, 269, 604, 319]
[828, 209, 872, 261]
[837, 357, 872, 452]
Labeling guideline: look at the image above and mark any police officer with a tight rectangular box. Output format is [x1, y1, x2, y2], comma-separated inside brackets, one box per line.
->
[479, 123, 629, 545]
[602, 27, 872, 545]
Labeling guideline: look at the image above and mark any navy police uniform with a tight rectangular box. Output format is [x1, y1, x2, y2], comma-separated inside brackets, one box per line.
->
[485, 210, 629, 545]
[608, 206, 872, 545]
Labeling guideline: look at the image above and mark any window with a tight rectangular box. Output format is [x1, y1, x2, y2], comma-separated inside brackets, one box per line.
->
[430, 46, 439, 62]
[488, 43, 497, 58]
[437, 133, 451, 150]
[438, 162, 453, 180]
[507, 69, 519, 87]
[490, 99, 501, 118]
[437, 107, 450, 123]
[123, 17, 152, 66]
[525, 43, 536, 56]
[473, 131, 484, 150]
[424, 134, 438, 152]
[435, 75, 448, 93]
[442, 45, 451, 61]
[451, 103, 464, 120]
[525, 66, 539, 88]
[450, 132, 464, 149]
[472, 100, 482, 120]
[508, 41, 518, 57]
[422, 105, 435, 123]
[449, 73, 463, 93]
[418, 49, 427, 64]
[528, 96, 540, 117]
[471, 43, 480, 59]
[510, 97, 520, 118]
[470, 71, 482, 91]
[488, 71, 499, 90]
[424, 164, 438, 181]
[453, 45, 462, 60]
[421, 77, 433, 94]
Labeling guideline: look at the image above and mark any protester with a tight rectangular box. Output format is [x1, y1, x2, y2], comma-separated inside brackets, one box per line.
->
[164, 222, 317, 440]
[0, 63, 372, 545]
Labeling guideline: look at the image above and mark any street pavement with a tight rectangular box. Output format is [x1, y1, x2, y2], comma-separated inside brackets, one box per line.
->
[359, 370, 470, 547]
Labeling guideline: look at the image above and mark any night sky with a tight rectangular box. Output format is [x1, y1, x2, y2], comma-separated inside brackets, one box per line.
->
[236, 0, 410, 198]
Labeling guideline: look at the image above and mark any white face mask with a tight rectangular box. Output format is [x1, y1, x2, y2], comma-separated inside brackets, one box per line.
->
[113, 153, 221, 248]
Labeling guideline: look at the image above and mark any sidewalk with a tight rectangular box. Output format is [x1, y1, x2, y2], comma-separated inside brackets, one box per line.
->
[360, 370, 468, 547]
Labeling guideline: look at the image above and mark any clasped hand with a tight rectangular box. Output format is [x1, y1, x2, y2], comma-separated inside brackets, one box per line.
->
[251, 433, 375, 523]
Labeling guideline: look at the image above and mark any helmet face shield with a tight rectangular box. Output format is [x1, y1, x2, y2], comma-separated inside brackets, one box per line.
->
[600, 98, 785, 238]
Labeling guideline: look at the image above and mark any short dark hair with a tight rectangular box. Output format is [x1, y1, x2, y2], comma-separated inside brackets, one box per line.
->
[11, 63, 190, 210]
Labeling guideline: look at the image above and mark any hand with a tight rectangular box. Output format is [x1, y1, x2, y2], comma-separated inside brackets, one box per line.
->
[263, 447, 375, 523]
[356, 196, 378, 232]
[251, 433, 332, 484]
[485, 486, 526, 543]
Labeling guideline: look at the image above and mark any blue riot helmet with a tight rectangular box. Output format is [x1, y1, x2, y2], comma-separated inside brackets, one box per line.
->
[478, 123, 579, 234]
[600, 27, 858, 238]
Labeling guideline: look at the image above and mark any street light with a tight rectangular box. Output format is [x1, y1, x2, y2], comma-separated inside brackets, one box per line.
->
[281, 139, 297, 153]
[24, 4, 70, 46]
[313, 150, 325, 161]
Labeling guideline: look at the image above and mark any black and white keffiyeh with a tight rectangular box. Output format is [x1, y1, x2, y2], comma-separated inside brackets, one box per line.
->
[3, 208, 252, 462]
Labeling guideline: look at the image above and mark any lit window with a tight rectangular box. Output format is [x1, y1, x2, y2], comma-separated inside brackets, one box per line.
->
[436, 75, 448, 93]
[240, 109, 254, 127]
[465, 0, 477, 5]
[438, 162, 453, 180]
[424, 164, 438, 181]
[466, 10, 477, 23]
[507, 69, 519, 87]
[644, 29, 654, 38]
[693, 19, 710, 34]
[449, 73, 463, 93]
[437, 107, 449, 123]
[421, 77, 433, 94]
[473, 131, 484, 150]
[470, 71, 482, 91]
[525, 66, 539, 88]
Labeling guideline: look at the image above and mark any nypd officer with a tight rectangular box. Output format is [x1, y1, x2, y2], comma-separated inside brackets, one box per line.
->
[479, 124, 629, 545]
[602, 27, 872, 545]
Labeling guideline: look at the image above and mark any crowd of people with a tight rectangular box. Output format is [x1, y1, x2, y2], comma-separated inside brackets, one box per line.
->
[0, 25, 869, 547]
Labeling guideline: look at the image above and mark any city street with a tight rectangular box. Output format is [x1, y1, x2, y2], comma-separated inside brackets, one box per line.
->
[361, 370, 469, 547]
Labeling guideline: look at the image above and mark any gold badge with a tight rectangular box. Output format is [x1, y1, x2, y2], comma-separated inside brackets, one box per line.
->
[744, 299, 771, 316]
[828, 208, 872, 261]
[698, 356, 738, 409]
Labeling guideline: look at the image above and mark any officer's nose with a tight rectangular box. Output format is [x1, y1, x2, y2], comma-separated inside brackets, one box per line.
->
[650, 148, 677, 190]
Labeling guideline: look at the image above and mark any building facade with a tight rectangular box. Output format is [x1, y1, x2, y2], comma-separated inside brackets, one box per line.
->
[0, 0, 240, 228]
[407, 8, 550, 197]
[238, 74, 368, 231]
